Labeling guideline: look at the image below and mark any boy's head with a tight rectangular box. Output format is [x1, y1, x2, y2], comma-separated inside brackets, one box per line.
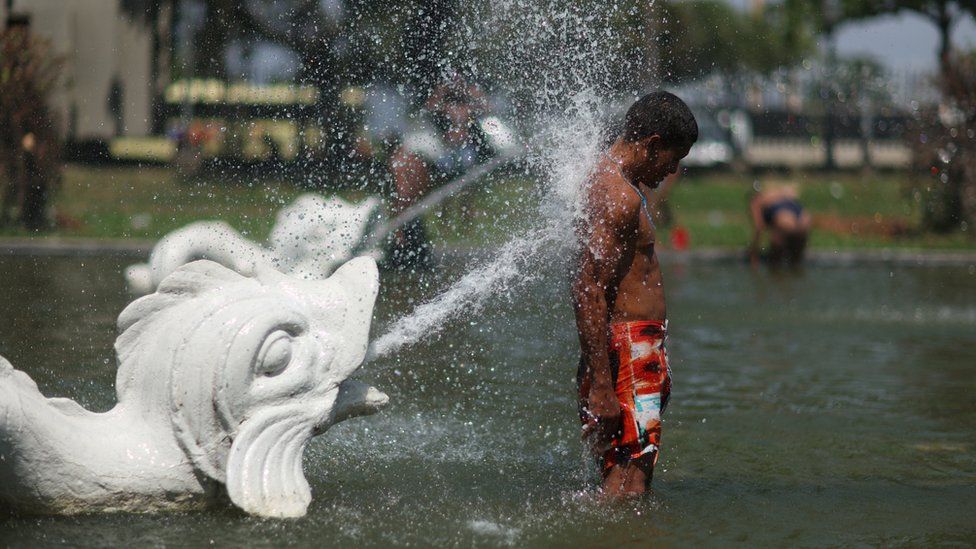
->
[621, 91, 698, 188]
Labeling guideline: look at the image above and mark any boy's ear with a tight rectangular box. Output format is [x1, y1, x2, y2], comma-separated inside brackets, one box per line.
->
[642, 134, 663, 154]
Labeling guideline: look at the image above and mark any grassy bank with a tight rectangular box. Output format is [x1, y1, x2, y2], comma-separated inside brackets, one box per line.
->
[1, 164, 972, 251]
[0, 164, 540, 247]
[667, 171, 973, 251]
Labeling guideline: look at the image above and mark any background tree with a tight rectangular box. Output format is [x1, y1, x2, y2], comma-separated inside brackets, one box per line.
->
[830, 1, 976, 232]
[652, 0, 819, 83]
[909, 49, 976, 233]
[837, 0, 976, 76]
[177, 0, 457, 106]
[834, 57, 892, 169]
[400, 0, 457, 101]
[0, 23, 62, 231]
[120, 0, 176, 133]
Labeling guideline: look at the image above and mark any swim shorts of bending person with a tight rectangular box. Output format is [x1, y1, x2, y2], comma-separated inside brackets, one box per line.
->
[571, 91, 697, 497]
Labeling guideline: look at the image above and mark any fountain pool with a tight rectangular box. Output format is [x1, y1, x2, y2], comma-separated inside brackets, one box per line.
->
[1, 253, 974, 546]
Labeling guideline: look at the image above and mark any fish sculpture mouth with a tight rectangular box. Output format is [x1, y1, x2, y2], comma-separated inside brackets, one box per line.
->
[223, 378, 389, 519]
[223, 377, 389, 519]
[329, 379, 390, 430]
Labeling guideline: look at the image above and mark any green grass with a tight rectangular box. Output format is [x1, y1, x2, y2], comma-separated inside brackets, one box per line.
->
[1, 165, 973, 251]
[665, 171, 974, 251]
[0, 164, 537, 246]
[424, 175, 541, 247]
[4, 165, 335, 241]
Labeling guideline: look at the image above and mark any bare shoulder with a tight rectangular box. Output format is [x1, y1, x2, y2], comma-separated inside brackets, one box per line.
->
[584, 164, 642, 229]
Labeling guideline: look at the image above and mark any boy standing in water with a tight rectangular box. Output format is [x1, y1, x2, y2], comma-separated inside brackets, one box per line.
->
[572, 92, 697, 496]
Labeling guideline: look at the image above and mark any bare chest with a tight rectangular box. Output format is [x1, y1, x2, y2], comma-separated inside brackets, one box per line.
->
[632, 200, 657, 256]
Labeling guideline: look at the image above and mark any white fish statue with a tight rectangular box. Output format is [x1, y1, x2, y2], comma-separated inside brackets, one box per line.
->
[269, 194, 383, 278]
[0, 257, 387, 518]
[125, 194, 382, 294]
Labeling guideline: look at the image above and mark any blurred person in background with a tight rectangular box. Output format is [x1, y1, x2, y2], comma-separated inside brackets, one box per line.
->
[386, 74, 490, 268]
[748, 184, 811, 267]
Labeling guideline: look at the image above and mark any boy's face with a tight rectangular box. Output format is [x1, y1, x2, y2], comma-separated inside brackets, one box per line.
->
[633, 135, 690, 188]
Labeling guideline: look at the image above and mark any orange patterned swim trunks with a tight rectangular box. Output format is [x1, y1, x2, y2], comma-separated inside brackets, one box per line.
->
[580, 320, 671, 470]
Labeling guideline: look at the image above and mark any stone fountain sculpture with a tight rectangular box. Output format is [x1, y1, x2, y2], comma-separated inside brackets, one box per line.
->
[0, 257, 388, 518]
[125, 194, 382, 294]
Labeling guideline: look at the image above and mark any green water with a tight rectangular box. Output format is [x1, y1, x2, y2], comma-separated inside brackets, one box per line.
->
[1, 254, 975, 547]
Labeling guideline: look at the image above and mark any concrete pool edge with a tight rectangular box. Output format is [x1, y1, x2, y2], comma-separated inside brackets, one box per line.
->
[440, 246, 976, 267]
[659, 248, 976, 267]
[0, 238, 154, 256]
[1, 238, 975, 267]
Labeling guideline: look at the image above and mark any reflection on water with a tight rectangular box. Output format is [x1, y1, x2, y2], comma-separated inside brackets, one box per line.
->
[1, 255, 975, 546]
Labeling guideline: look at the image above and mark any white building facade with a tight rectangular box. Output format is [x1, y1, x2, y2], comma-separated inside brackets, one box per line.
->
[3, 0, 155, 140]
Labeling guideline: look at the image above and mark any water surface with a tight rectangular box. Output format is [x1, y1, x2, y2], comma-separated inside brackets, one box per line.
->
[1, 254, 974, 546]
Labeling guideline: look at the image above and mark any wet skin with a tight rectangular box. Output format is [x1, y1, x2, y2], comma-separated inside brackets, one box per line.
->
[572, 135, 690, 497]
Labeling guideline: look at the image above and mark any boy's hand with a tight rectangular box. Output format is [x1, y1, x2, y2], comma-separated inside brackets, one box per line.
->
[583, 382, 622, 451]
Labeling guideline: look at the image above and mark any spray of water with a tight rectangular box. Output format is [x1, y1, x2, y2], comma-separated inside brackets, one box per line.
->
[369, 1, 655, 359]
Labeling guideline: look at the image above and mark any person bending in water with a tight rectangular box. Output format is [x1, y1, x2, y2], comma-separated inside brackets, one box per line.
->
[748, 184, 812, 267]
[572, 92, 698, 496]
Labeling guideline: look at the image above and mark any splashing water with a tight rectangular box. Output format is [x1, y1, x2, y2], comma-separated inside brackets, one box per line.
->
[369, 98, 607, 358]
[369, 1, 656, 359]
[369, 227, 555, 358]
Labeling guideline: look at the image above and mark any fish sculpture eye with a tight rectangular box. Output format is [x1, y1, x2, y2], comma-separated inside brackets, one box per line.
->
[257, 331, 294, 378]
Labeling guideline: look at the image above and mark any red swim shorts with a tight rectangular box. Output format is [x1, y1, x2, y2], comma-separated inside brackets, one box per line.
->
[580, 320, 671, 470]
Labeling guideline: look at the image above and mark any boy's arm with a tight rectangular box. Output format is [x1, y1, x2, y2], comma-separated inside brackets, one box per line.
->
[571, 182, 638, 448]
[390, 147, 430, 215]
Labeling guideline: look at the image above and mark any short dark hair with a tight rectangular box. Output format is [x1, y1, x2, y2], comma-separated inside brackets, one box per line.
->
[622, 91, 698, 150]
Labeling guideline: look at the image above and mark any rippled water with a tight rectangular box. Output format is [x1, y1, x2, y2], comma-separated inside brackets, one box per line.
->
[1, 254, 975, 546]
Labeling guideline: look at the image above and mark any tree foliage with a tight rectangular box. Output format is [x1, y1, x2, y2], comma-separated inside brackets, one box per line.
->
[179, 0, 456, 102]
[653, 0, 818, 83]
[828, 1, 976, 233]
[837, 0, 976, 72]
[840, 0, 976, 26]
[911, 50, 976, 233]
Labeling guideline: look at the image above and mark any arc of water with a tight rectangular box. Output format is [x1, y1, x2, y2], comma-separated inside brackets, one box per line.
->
[358, 153, 522, 252]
